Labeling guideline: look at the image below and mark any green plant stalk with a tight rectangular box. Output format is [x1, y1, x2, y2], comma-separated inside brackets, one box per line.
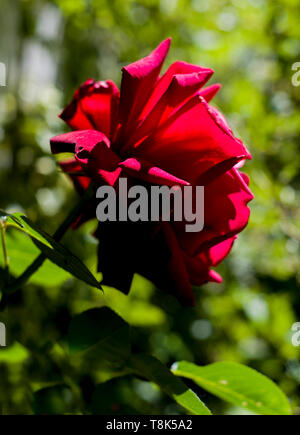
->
[3, 184, 95, 296]
[0, 219, 9, 282]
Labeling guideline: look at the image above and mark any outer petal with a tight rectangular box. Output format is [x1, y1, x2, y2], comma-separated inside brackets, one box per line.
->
[198, 83, 221, 102]
[50, 129, 111, 155]
[183, 236, 236, 289]
[116, 38, 171, 145]
[59, 79, 95, 130]
[138, 60, 214, 121]
[119, 157, 189, 187]
[51, 130, 190, 188]
[130, 95, 251, 184]
[51, 129, 122, 186]
[59, 79, 120, 139]
[176, 168, 254, 257]
[183, 251, 222, 286]
[206, 236, 237, 266]
[59, 158, 91, 194]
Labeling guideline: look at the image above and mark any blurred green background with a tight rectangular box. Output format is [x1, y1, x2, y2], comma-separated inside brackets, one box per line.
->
[0, 0, 300, 415]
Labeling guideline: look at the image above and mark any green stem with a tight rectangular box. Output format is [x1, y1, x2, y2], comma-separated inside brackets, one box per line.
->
[2, 184, 95, 297]
[0, 219, 9, 281]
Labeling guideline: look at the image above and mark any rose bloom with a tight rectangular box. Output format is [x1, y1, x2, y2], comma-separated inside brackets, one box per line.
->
[51, 38, 253, 305]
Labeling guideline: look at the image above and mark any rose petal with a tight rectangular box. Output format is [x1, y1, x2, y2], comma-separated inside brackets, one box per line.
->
[183, 251, 222, 286]
[59, 158, 91, 194]
[205, 236, 237, 266]
[60, 79, 120, 138]
[198, 83, 221, 102]
[119, 157, 189, 187]
[176, 168, 254, 256]
[59, 79, 95, 130]
[139, 61, 214, 121]
[116, 38, 171, 144]
[131, 95, 251, 184]
[124, 70, 214, 149]
[50, 129, 110, 154]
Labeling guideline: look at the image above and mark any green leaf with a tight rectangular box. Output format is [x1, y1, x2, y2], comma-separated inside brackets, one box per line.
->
[0, 230, 71, 287]
[0, 210, 101, 289]
[0, 210, 52, 247]
[66, 308, 211, 416]
[72, 284, 166, 327]
[33, 236, 101, 290]
[172, 361, 291, 415]
[129, 354, 211, 415]
[67, 307, 131, 368]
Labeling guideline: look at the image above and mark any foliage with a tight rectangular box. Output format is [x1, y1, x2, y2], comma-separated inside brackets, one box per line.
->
[0, 0, 299, 415]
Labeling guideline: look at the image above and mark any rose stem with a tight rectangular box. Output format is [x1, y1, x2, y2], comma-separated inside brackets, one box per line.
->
[0, 218, 9, 282]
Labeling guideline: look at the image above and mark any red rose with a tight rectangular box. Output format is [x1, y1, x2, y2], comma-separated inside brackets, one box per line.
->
[51, 38, 253, 305]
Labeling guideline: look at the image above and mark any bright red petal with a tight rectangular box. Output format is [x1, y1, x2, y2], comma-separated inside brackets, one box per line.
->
[59, 79, 120, 139]
[116, 38, 171, 145]
[139, 61, 214, 121]
[124, 70, 214, 149]
[198, 83, 221, 102]
[205, 236, 236, 266]
[130, 96, 251, 184]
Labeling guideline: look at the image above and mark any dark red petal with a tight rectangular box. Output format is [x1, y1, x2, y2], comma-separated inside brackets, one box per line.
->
[183, 251, 222, 286]
[50, 129, 123, 185]
[59, 158, 91, 194]
[64, 131, 123, 186]
[50, 129, 110, 155]
[119, 157, 189, 187]
[176, 168, 254, 257]
[183, 236, 236, 287]
[52, 128, 191, 188]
